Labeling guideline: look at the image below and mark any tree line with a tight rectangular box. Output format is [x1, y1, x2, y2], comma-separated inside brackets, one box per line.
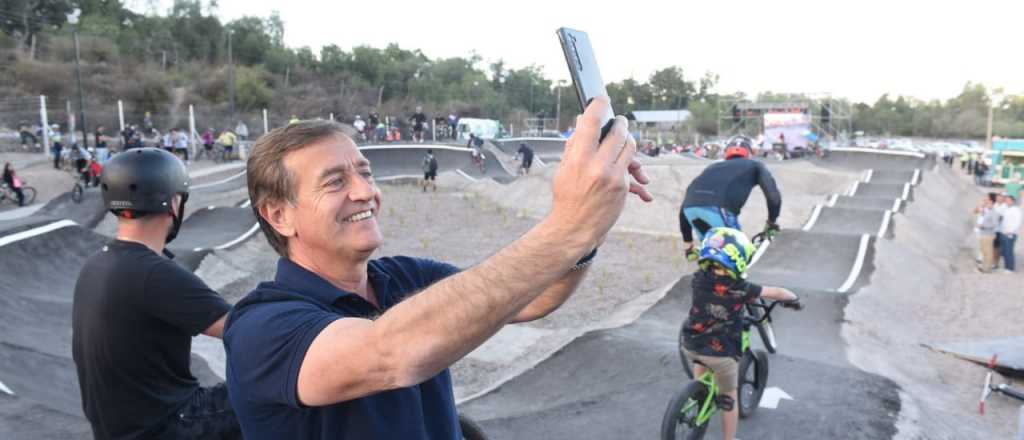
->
[0, 0, 1020, 140]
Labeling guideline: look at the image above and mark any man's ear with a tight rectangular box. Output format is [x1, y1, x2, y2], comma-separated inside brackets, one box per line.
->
[258, 199, 296, 238]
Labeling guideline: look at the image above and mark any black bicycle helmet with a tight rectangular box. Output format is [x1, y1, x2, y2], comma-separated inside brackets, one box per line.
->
[101, 147, 190, 243]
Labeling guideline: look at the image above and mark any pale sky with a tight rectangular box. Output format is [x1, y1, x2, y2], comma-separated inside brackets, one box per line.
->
[148, 0, 1022, 104]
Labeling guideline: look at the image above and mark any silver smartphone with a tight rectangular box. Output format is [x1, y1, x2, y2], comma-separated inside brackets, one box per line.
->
[557, 27, 615, 140]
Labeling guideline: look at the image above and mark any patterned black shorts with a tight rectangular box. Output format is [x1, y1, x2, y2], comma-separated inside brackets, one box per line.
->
[153, 383, 241, 440]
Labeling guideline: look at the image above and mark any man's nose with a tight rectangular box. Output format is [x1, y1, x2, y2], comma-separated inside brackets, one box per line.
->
[349, 174, 377, 201]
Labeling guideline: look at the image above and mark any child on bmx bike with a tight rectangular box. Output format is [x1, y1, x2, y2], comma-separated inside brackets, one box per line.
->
[675, 227, 801, 440]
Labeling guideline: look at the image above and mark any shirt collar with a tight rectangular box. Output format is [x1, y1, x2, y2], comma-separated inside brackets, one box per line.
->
[274, 258, 392, 307]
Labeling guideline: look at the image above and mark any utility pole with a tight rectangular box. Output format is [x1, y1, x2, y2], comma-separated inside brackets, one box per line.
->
[555, 80, 565, 132]
[228, 30, 236, 116]
[69, 9, 88, 148]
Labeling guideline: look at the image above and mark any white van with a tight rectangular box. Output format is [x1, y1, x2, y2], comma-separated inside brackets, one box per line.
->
[457, 118, 502, 141]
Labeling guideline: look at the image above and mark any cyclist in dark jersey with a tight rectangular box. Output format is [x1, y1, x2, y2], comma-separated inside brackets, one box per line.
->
[72, 148, 240, 439]
[679, 136, 782, 259]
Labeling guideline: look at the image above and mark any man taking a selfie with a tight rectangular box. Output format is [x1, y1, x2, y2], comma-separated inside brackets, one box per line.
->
[223, 97, 652, 439]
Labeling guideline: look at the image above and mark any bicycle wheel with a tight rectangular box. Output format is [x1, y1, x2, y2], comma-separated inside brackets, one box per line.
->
[458, 414, 488, 440]
[738, 350, 769, 418]
[677, 323, 695, 379]
[21, 186, 37, 205]
[71, 184, 84, 204]
[660, 380, 711, 440]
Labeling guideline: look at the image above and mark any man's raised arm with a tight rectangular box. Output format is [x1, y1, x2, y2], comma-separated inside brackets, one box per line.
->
[297, 97, 651, 406]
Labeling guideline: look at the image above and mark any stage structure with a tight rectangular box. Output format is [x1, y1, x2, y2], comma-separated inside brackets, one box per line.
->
[717, 94, 852, 142]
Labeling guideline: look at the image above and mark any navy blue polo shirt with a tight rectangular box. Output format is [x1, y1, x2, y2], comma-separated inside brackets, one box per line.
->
[224, 256, 462, 439]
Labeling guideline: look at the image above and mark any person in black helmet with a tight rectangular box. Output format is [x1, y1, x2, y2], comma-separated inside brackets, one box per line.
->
[679, 135, 783, 259]
[71, 148, 240, 440]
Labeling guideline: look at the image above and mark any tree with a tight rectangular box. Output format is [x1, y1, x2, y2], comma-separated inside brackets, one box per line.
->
[648, 67, 695, 109]
[0, 0, 73, 53]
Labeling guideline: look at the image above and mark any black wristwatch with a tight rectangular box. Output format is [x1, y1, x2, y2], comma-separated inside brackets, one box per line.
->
[570, 248, 598, 272]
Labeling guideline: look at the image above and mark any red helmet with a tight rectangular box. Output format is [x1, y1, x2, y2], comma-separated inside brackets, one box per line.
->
[724, 136, 753, 159]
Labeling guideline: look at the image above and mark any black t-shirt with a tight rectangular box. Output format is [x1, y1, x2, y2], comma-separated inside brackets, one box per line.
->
[517, 145, 534, 162]
[682, 270, 762, 358]
[682, 158, 782, 221]
[94, 131, 107, 149]
[412, 112, 427, 129]
[72, 240, 231, 439]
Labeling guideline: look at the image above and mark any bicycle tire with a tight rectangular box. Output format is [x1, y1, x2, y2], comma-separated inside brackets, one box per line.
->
[677, 323, 695, 379]
[660, 380, 711, 440]
[71, 184, 84, 204]
[458, 414, 488, 440]
[21, 186, 37, 205]
[738, 350, 769, 418]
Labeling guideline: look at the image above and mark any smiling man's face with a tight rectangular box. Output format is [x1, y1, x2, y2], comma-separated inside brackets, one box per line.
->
[283, 135, 383, 261]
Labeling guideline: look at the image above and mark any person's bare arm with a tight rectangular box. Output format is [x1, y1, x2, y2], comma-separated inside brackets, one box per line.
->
[296, 98, 652, 407]
[760, 286, 798, 302]
[202, 314, 227, 339]
[509, 265, 590, 323]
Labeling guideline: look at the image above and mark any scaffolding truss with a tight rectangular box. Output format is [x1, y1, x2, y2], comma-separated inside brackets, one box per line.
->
[717, 94, 852, 141]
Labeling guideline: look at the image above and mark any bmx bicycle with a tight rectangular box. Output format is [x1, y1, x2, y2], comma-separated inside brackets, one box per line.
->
[661, 298, 797, 440]
[471, 150, 487, 174]
[979, 355, 1024, 415]
[0, 182, 37, 206]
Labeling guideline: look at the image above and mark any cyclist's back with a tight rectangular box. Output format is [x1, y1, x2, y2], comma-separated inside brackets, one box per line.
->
[679, 136, 781, 251]
[682, 157, 780, 217]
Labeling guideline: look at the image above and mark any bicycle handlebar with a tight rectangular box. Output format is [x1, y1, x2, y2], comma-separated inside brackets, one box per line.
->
[744, 299, 796, 325]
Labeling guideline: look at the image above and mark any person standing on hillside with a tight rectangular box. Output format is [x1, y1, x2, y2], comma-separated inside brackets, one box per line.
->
[235, 121, 249, 141]
[217, 129, 238, 162]
[51, 124, 65, 169]
[72, 148, 240, 439]
[352, 115, 367, 141]
[201, 128, 215, 160]
[411, 106, 428, 143]
[174, 127, 191, 164]
[19, 121, 38, 150]
[997, 195, 1021, 273]
[367, 110, 380, 141]
[163, 129, 175, 153]
[975, 193, 1001, 273]
[422, 148, 438, 192]
[94, 126, 110, 162]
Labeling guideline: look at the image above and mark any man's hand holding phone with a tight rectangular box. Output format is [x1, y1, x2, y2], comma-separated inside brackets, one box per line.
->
[549, 97, 652, 250]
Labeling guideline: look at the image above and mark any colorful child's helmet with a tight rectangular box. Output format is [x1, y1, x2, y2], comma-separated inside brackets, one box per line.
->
[698, 227, 757, 279]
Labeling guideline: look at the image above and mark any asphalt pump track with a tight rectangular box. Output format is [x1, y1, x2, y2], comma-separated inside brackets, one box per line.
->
[460, 147, 932, 439]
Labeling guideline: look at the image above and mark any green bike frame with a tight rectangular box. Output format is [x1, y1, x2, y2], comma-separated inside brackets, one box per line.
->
[683, 371, 719, 427]
[683, 329, 753, 428]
